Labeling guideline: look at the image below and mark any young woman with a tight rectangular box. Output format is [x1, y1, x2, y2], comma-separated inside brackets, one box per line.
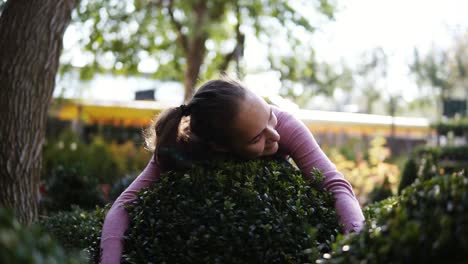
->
[100, 78, 365, 263]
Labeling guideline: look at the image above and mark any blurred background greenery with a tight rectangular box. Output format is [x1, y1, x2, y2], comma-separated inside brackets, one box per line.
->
[34, 0, 467, 212]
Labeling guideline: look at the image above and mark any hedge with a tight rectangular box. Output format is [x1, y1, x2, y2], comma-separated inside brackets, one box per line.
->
[0, 208, 84, 264]
[39, 205, 109, 264]
[121, 158, 340, 263]
[40, 158, 468, 263]
[41, 158, 340, 263]
[398, 146, 468, 193]
[432, 118, 468, 136]
[319, 170, 468, 263]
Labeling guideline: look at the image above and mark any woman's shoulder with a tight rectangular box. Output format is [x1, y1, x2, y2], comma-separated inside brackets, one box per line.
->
[270, 104, 298, 125]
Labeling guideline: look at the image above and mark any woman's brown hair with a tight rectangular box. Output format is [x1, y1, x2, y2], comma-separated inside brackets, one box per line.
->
[144, 77, 247, 172]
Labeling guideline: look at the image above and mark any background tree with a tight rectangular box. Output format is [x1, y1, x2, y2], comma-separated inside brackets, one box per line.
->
[355, 48, 389, 114]
[0, 0, 77, 224]
[68, 0, 336, 101]
[409, 32, 468, 118]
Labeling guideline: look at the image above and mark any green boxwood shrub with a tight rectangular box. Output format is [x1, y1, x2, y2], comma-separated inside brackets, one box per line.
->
[0, 208, 83, 264]
[121, 158, 340, 263]
[398, 158, 418, 194]
[319, 170, 468, 263]
[40, 165, 105, 213]
[399, 146, 468, 193]
[39, 205, 109, 264]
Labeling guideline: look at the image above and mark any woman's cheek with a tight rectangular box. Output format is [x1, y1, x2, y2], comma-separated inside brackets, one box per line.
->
[248, 142, 264, 157]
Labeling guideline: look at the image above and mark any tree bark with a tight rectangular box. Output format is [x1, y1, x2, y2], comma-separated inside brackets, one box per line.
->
[0, 0, 77, 224]
[184, 37, 207, 102]
[182, 0, 208, 102]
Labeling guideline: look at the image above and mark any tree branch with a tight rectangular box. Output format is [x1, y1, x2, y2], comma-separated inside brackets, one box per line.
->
[167, 0, 189, 54]
[219, 2, 244, 73]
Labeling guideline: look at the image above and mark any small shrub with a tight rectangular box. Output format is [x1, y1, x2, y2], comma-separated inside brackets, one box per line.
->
[397, 158, 418, 194]
[320, 170, 468, 263]
[39, 205, 109, 264]
[122, 158, 340, 263]
[40, 165, 105, 213]
[0, 208, 83, 264]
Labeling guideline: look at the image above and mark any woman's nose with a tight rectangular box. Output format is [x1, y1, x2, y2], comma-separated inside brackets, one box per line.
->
[266, 127, 280, 143]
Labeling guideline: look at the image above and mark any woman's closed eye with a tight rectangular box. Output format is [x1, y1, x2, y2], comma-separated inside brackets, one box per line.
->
[251, 135, 262, 144]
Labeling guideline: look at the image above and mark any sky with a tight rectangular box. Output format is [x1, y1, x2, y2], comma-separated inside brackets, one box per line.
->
[57, 0, 468, 106]
[301, 0, 467, 100]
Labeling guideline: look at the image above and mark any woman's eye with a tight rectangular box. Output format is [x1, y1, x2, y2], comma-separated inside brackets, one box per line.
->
[252, 137, 261, 144]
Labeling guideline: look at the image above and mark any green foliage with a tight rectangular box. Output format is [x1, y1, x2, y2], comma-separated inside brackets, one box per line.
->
[398, 157, 418, 194]
[330, 136, 399, 203]
[415, 146, 468, 162]
[366, 177, 393, 204]
[41, 130, 151, 212]
[398, 145, 468, 193]
[0, 208, 84, 264]
[432, 118, 468, 136]
[66, 0, 336, 98]
[319, 171, 468, 263]
[41, 165, 105, 213]
[39, 206, 110, 264]
[122, 158, 340, 263]
[43, 131, 121, 184]
[409, 34, 468, 118]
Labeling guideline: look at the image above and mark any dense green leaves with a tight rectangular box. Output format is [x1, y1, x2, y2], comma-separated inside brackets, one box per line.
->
[432, 118, 468, 136]
[320, 171, 468, 263]
[0, 208, 84, 264]
[39, 206, 109, 264]
[65, 0, 337, 99]
[38, 156, 468, 263]
[122, 158, 339, 263]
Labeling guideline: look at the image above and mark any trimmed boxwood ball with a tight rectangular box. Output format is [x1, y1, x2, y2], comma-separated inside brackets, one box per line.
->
[320, 171, 468, 264]
[122, 158, 340, 263]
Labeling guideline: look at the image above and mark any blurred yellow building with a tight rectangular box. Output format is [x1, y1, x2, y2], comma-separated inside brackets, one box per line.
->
[50, 98, 431, 139]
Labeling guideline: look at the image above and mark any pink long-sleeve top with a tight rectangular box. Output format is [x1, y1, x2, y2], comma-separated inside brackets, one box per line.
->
[100, 106, 365, 263]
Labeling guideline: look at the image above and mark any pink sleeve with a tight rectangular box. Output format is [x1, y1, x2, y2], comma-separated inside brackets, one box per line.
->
[273, 106, 365, 233]
[100, 157, 161, 264]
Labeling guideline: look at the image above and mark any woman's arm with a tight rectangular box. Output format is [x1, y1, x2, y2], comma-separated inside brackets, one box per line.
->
[100, 157, 161, 264]
[272, 106, 365, 233]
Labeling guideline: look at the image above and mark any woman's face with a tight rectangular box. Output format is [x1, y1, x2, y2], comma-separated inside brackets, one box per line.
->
[228, 91, 280, 159]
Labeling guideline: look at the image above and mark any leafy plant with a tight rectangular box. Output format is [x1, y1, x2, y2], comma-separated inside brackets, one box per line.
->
[39, 205, 109, 264]
[40, 165, 105, 213]
[329, 136, 400, 204]
[0, 208, 84, 264]
[122, 158, 340, 263]
[320, 170, 468, 263]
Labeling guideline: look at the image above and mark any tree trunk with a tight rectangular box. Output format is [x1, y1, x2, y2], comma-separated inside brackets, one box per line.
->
[183, 40, 206, 102]
[0, 0, 77, 224]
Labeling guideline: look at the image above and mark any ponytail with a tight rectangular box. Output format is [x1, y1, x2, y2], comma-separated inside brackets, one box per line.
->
[144, 106, 191, 171]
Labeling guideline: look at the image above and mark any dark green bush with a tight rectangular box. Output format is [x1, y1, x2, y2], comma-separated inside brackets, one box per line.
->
[398, 158, 418, 194]
[319, 170, 468, 264]
[432, 118, 468, 136]
[40, 165, 105, 213]
[43, 131, 121, 184]
[398, 146, 468, 193]
[122, 158, 340, 263]
[0, 208, 83, 264]
[39, 205, 109, 264]
[415, 146, 468, 162]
